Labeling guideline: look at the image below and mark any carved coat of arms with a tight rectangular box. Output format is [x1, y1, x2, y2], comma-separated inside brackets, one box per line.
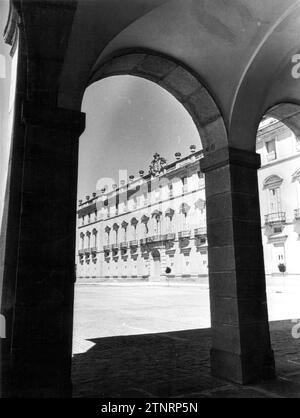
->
[149, 153, 167, 176]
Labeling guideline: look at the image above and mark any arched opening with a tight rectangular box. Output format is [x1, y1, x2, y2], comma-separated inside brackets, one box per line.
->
[256, 105, 300, 380]
[2, 1, 300, 399]
[72, 53, 227, 397]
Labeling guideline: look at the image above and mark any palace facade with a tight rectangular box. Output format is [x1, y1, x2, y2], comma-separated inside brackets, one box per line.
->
[76, 119, 300, 282]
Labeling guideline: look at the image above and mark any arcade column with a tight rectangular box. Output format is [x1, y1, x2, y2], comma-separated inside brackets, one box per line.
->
[200, 146, 275, 384]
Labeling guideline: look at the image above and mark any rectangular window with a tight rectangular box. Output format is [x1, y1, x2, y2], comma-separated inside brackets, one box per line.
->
[266, 139, 277, 161]
[181, 176, 188, 193]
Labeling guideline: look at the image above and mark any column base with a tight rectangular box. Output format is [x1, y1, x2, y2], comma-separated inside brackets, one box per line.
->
[211, 348, 276, 384]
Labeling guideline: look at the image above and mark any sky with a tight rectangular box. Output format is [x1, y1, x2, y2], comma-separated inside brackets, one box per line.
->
[78, 75, 201, 199]
[0, 0, 201, 211]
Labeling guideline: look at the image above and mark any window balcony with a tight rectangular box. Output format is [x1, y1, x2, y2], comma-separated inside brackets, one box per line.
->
[265, 212, 286, 225]
[84, 248, 91, 255]
[178, 230, 191, 239]
[163, 233, 176, 241]
[195, 236, 207, 246]
[120, 242, 128, 249]
[130, 240, 139, 247]
[103, 245, 110, 252]
[78, 249, 85, 256]
[140, 238, 148, 246]
[194, 227, 207, 236]
[295, 208, 300, 220]
[146, 235, 162, 243]
[91, 247, 97, 254]
[112, 244, 119, 250]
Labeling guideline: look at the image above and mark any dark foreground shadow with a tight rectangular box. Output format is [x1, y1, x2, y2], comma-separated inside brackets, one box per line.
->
[72, 321, 300, 398]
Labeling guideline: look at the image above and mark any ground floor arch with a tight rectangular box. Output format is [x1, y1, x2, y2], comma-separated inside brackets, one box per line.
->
[0, 42, 275, 397]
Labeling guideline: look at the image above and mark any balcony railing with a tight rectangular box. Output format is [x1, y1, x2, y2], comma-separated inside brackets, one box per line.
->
[146, 235, 162, 243]
[130, 240, 139, 247]
[163, 233, 176, 241]
[265, 212, 286, 225]
[120, 242, 128, 249]
[195, 236, 207, 246]
[178, 230, 191, 239]
[295, 208, 300, 220]
[194, 227, 207, 236]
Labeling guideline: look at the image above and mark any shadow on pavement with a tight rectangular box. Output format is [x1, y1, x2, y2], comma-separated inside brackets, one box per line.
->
[72, 320, 300, 398]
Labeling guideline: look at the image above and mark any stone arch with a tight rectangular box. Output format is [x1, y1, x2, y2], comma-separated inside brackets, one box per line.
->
[264, 103, 300, 140]
[87, 51, 228, 156]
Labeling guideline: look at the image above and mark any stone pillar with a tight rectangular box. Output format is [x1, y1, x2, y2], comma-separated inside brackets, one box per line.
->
[0, 0, 82, 397]
[0, 99, 85, 397]
[200, 146, 275, 384]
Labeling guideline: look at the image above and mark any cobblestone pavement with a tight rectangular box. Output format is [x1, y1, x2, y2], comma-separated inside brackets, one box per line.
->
[72, 284, 300, 398]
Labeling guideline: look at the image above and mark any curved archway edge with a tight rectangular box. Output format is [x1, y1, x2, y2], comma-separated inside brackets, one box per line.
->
[87, 51, 228, 156]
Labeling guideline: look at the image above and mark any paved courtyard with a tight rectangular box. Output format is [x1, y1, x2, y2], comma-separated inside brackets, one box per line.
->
[72, 283, 300, 398]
